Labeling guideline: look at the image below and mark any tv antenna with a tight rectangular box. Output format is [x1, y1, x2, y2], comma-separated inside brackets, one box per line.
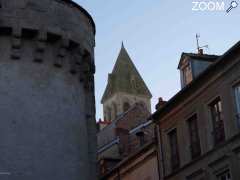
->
[196, 34, 208, 54]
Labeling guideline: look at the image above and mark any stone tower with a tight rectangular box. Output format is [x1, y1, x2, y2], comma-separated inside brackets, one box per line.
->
[101, 44, 152, 121]
[0, 0, 96, 180]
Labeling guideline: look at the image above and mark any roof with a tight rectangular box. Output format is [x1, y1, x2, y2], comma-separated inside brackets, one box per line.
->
[97, 103, 150, 149]
[177, 52, 220, 69]
[152, 41, 240, 121]
[100, 141, 156, 179]
[61, 0, 96, 34]
[98, 119, 153, 154]
[101, 44, 152, 103]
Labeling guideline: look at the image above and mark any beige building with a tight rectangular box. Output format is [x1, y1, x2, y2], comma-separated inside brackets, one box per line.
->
[152, 43, 240, 180]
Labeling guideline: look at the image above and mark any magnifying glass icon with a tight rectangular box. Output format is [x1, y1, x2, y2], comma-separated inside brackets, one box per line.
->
[226, 1, 238, 13]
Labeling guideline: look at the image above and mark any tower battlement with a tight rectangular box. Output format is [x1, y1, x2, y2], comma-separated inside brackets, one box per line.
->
[0, 0, 95, 48]
[0, 26, 95, 89]
[0, 1, 97, 179]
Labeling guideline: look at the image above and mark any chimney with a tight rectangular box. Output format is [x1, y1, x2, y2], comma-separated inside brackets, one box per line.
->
[155, 97, 167, 110]
[136, 131, 145, 147]
[198, 48, 203, 55]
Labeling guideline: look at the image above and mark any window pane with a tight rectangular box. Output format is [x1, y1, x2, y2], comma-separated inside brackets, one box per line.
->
[235, 85, 240, 113]
[183, 64, 193, 85]
[188, 115, 201, 159]
[234, 84, 240, 128]
[209, 98, 225, 145]
[168, 129, 180, 171]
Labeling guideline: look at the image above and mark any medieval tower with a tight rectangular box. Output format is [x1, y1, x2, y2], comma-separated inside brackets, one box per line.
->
[0, 0, 96, 180]
[101, 44, 152, 122]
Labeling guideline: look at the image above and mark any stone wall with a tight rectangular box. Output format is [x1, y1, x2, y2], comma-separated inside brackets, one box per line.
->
[0, 0, 96, 180]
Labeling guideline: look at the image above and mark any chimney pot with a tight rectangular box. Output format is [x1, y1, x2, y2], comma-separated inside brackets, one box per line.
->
[198, 48, 203, 55]
[155, 97, 167, 110]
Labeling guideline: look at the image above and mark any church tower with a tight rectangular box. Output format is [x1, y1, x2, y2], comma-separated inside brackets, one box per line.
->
[101, 44, 152, 121]
[0, 0, 96, 179]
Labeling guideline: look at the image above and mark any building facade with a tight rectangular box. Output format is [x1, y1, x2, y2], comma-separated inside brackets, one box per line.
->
[0, 0, 96, 179]
[153, 44, 240, 180]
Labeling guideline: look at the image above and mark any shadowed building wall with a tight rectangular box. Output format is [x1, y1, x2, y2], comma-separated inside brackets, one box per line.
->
[0, 0, 96, 180]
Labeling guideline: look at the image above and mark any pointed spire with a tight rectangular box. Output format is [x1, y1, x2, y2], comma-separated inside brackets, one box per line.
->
[112, 42, 132, 72]
[121, 41, 124, 49]
[101, 42, 152, 103]
[120, 41, 127, 55]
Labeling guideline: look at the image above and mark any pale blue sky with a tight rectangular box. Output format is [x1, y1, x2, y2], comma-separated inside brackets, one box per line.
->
[75, 0, 240, 119]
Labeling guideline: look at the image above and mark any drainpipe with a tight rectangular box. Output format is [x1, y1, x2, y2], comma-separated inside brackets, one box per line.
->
[155, 124, 165, 180]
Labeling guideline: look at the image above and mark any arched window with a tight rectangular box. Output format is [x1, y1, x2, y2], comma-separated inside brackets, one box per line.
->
[104, 111, 107, 121]
[112, 103, 117, 120]
[139, 101, 146, 108]
[106, 107, 112, 121]
[123, 102, 130, 112]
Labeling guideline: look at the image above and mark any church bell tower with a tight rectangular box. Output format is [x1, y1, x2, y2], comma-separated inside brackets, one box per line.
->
[101, 44, 152, 121]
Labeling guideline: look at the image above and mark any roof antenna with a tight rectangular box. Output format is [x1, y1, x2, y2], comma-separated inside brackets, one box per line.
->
[196, 34, 208, 55]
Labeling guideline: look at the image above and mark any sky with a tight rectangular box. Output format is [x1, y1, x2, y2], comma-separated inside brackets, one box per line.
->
[74, 0, 240, 120]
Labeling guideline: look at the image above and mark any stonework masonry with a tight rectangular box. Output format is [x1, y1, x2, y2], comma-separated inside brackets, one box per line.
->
[0, 0, 96, 180]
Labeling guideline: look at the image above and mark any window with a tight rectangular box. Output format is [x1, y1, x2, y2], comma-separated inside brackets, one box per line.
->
[131, 77, 138, 89]
[183, 63, 193, 85]
[234, 83, 240, 127]
[168, 129, 180, 171]
[187, 114, 201, 159]
[107, 107, 112, 121]
[136, 131, 145, 147]
[123, 102, 130, 112]
[209, 97, 225, 145]
[139, 101, 146, 108]
[217, 170, 231, 180]
[104, 111, 106, 121]
[112, 103, 118, 120]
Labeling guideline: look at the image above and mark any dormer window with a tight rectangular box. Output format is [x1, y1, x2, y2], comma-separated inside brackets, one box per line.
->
[182, 62, 193, 86]
[106, 107, 112, 121]
[178, 53, 219, 89]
